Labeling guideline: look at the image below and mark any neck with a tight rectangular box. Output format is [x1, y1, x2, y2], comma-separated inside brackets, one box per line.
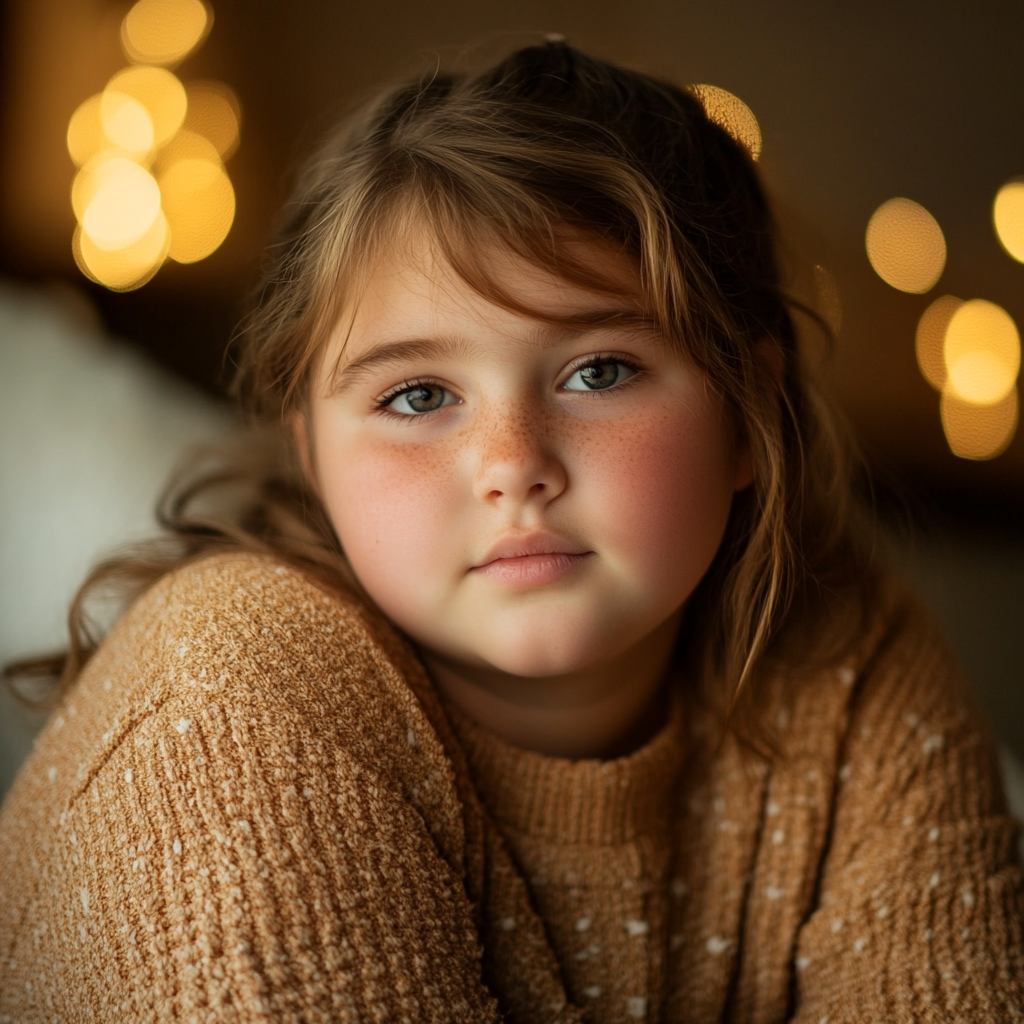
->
[420, 612, 682, 759]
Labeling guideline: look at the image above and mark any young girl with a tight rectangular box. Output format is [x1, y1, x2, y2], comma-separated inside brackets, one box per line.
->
[2, 40, 1021, 1023]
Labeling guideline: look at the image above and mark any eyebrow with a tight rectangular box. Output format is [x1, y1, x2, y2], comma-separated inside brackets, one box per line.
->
[326, 308, 658, 397]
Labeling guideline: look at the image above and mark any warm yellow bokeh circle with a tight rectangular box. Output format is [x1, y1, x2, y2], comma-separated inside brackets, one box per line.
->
[691, 85, 762, 161]
[943, 299, 1021, 406]
[866, 197, 946, 294]
[993, 179, 1024, 263]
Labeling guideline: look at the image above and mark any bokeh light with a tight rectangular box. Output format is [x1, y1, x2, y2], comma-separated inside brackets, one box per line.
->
[993, 179, 1024, 264]
[156, 133, 235, 263]
[916, 295, 963, 390]
[67, 0, 239, 290]
[691, 85, 762, 160]
[865, 197, 946, 294]
[943, 299, 1020, 406]
[78, 157, 162, 250]
[121, 0, 212, 67]
[67, 95, 107, 167]
[940, 387, 1019, 460]
[98, 92, 155, 157]
[74, 211, 170, 292]
[106, 67, 187, 148]
[183, 80, 241, 158]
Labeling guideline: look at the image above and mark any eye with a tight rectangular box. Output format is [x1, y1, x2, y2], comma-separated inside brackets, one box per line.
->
[562, 358, 639, 392]
[379, 381, 459, 416]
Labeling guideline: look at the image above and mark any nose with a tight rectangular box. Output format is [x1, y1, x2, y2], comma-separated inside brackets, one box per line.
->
[471, 408, 567, 506]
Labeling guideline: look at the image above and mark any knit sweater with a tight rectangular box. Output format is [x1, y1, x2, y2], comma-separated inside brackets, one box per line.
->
[0, 553, 1021, 1023]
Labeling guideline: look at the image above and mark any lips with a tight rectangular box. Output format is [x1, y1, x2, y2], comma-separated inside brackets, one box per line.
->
[471, 533, 592, 587]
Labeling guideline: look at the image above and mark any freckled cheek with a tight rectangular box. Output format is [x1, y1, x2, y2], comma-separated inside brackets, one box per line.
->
[317, 436, 462, 596]
[574, 407, 737, 584]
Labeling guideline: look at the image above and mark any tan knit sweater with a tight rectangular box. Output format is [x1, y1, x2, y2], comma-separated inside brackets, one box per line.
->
[1, 553, 1021, 1022]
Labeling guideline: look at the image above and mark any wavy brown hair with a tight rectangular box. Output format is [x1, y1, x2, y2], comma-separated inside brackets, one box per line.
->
[8, 40, 876, 743]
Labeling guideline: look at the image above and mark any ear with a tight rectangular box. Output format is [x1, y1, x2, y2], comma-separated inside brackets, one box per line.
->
[289, 410, 321, 496]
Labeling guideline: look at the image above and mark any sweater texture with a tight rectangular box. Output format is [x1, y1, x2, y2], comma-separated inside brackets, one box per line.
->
[0, 552, 1021, 1022]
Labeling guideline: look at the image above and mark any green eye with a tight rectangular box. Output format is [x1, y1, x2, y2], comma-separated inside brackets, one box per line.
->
[564, 360, 637, 391]
[386, 383, 454, 415]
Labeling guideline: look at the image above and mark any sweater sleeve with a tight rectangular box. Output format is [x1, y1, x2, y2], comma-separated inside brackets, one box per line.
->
[790, 602, 1024, 1022]
[0, 555, 505, 1023]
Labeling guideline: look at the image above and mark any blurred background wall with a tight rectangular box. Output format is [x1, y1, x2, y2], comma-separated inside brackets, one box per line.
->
[1, 0, 1022, 797]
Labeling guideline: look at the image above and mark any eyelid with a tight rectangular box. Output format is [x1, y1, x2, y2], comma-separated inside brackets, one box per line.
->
[376, 376, 454, 405]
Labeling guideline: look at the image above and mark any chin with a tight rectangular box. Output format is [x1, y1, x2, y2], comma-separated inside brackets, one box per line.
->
[471, 616, 629, 680]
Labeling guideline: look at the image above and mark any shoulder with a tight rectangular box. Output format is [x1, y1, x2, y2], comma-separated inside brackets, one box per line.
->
[108, 551, 428, 713]
[830, 581, 1010, 826]
[44, 552, 457, 810]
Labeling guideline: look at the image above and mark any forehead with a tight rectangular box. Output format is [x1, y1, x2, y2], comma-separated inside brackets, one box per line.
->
[330, 223, 647, 356]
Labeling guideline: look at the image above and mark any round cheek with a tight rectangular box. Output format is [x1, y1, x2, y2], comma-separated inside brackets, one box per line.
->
[574, 397, 737, 599]
[316, 429, 461, 619]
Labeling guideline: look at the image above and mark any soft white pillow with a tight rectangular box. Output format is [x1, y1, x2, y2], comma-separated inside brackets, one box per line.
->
[0, 280, 231, 795]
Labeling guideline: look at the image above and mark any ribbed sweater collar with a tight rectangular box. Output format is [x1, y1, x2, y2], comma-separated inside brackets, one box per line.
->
[444, 688, 686, 846]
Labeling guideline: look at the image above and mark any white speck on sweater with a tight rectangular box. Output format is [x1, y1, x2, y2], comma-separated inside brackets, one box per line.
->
[796, 955, 810, 971]
[124, 769, 133, 784]
[928, 826, 941, 842]
[962, 888, 975, 908]
[765, 886, 784, 900]
[407, 728, 417, 747]
[175, 719, 192, 735]
[766, 801, 780, 817]
[575, 917, 592, 932]
[499, 917, 516, 931]
[838, 764, 852, 782]
[103, 678, 112, 692]
[877, 905, 889, 919]
[706, 936, 730, 955]
[79, 888, 90, 916]
[47, 767, 57, 782]
[583, 986, 602, 999]
[172, 839, 181, 854]
[772, 829, 785, 844]
[902, 815, 915, 827]
[929, 872, 941, 888]
[837, 666, 856, 686]
[626, 919, 649, 937]
[626, 996, 647, 1018]
[853, 937, 867, 953]
[923, 734, 944, 755]
[831, 918, 844, 933]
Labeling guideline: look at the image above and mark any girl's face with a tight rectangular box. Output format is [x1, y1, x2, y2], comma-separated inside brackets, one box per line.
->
[305, 232, 751, 682]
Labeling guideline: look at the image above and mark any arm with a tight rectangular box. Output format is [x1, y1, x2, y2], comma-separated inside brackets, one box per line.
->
[792, 604, 1024, 1022]
[1, 555, 505, 1023]
[56, 697, 504, 1023]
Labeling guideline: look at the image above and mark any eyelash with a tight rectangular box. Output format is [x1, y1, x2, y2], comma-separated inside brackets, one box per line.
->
[373, 354, 645, 419]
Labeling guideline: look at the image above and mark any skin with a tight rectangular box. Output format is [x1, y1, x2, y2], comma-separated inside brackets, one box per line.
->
[299, 230, 752, 758]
